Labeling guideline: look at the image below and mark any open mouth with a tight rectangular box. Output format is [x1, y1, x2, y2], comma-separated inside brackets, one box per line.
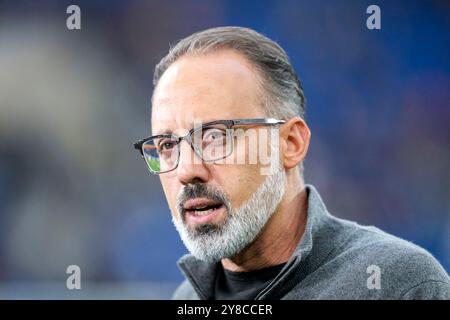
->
[184, 198, 224, 215]
[183, 198, 225, 223]
[186, 203, 224, 216]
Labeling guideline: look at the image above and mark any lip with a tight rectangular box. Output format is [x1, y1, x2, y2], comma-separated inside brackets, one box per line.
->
[186, 204, 226, 225]
[182, 197, 225, 225]
[183, 198, 223, 211]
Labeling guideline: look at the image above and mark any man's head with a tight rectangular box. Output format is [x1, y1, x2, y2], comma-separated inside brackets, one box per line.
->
[153, 26, 306, 122]
[149, 26, 310, 263]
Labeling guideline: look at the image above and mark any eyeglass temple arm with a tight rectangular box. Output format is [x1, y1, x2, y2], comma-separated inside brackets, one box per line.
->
[134, 140, 146, 156]
[231, 118, 286, 125]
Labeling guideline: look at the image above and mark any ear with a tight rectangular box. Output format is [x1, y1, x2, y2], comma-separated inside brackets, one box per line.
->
[279, 117, 311, 169]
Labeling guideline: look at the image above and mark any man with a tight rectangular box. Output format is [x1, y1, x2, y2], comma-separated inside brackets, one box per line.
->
[134, 26, 450, 299]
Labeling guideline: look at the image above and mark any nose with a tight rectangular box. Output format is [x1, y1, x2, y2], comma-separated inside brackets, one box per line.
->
[176, 139, 210, 185]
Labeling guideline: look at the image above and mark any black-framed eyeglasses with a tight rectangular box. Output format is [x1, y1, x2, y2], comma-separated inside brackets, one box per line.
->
[133, 118, 286, 174]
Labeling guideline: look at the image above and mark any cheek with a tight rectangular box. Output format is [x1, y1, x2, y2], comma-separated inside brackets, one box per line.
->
[212, 165, 264, 209]
[160, 178, 180, 216]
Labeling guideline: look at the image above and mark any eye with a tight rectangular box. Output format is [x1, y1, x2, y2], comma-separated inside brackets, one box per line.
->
[158, 139, 176, 151]
[203, 128, 226, 143]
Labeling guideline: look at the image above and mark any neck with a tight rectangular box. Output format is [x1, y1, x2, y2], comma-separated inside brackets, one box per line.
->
[221, 172, 308, 272]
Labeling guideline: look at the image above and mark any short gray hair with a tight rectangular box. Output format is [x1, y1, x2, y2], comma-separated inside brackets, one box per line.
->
[153, 26, 306, 120]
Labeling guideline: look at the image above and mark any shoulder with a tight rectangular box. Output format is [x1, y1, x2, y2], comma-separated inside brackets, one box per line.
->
[329, 219, 450, 298]
[347, 223, 448, 279]
[171, 279, 200, 300]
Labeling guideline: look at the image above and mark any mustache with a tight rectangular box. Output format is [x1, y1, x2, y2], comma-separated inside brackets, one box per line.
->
[176, 183, 231, 218]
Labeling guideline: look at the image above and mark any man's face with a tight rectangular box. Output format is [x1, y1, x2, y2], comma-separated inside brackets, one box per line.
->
[151, 49, 285, 262]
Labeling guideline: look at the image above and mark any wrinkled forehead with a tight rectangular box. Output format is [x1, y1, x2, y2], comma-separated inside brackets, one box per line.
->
[150, 50, 265, 136]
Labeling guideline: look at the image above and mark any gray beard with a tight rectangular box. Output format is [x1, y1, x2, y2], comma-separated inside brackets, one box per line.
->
[172, 168, 286, 263]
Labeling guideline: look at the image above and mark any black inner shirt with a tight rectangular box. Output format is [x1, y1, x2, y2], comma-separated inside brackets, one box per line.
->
[214, 262, 287, 300]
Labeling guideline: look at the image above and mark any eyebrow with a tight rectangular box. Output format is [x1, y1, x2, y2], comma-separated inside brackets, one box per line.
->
[152, 119, 224, 136]
[153, 128, 173, 136]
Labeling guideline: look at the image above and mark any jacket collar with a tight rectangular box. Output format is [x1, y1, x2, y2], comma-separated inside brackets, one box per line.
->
[177, 184, 335, 300]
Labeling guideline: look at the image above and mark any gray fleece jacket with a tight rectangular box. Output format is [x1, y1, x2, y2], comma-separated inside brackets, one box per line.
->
[172, 185, 450, 300]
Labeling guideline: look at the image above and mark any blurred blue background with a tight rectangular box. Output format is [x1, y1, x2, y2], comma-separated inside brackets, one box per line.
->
[0, 0, 449, 298]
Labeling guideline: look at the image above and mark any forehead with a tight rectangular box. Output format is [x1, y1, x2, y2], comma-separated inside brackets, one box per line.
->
[151, 49, 265, 135]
